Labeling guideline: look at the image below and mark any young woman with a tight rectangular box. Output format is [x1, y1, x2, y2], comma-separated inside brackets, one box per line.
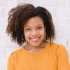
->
[6, 3, 69, 70]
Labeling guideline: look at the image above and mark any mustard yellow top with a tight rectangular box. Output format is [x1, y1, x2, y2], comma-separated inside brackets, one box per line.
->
[7, 42, 69, 70]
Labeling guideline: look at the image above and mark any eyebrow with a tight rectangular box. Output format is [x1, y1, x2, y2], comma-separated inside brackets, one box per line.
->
[37, 24, 43, 26]
[25, 24, 43, 28]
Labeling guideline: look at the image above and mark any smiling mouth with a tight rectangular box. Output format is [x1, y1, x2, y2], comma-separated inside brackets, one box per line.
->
[30, 37, 40, 42]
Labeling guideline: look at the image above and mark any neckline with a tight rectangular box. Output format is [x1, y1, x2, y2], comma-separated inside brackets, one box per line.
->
[22, 42, 51, 56]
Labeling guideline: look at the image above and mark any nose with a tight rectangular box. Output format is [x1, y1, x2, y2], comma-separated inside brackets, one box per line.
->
[31, 30, 38, 36]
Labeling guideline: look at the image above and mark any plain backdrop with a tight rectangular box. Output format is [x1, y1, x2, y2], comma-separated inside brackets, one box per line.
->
[0, 0, 70, 70]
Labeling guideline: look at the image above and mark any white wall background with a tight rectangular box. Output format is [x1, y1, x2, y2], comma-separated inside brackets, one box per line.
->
[0, 0, 70, 70]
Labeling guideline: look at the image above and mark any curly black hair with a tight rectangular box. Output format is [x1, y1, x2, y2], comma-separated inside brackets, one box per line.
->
[6, 3, 55, 46]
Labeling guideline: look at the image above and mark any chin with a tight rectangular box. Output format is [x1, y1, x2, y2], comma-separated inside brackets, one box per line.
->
[27, 39, 44, 47]
[30, 42, 41, 47]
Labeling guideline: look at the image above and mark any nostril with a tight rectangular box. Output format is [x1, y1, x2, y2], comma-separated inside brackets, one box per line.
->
[31, 31, 38, 36]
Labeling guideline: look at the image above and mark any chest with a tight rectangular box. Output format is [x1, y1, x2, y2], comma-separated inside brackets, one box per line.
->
[15, 52, 57, 70]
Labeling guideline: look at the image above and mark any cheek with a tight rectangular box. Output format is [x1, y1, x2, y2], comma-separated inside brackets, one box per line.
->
[24, 32, 30, 39]
[39, 30, 45, 36]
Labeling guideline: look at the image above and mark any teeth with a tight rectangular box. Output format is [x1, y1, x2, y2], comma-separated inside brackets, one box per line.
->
[31, 38, 39, 41]
[32, 38, 38, 40]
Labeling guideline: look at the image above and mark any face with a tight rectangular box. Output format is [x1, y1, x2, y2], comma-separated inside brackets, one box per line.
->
[24, 16, 45, 47]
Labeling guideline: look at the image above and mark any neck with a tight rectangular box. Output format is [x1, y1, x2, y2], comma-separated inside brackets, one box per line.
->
[24, 41, 47, 51]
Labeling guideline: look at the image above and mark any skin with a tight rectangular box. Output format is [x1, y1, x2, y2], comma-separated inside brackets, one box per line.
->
[24, 16, 47, 53]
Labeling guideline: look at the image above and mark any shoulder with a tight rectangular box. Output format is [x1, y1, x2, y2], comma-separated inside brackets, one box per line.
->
[50, 42, 68, 57]
[54, 42, 67, 51]
[9, 47, 24, 57]
[49, 42, 66, 49]
[8, 47, 25, 64]
[48, 42, 68, 54]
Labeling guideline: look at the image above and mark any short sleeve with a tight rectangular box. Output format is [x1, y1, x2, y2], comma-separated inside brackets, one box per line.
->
[56, 45, 69, 70]
[7, 53, 15, 70]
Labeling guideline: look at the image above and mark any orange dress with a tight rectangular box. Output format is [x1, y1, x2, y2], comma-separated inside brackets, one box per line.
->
[7, 42, 69, 70]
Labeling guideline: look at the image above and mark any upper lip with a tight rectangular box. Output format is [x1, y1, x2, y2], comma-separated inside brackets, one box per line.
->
[30, 37, 40, 39]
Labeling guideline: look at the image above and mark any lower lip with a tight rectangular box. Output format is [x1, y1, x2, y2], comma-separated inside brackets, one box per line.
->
[30, 38, 40, 42]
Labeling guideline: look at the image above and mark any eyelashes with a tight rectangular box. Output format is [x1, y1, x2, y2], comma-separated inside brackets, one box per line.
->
[26, 28, 31, 31]
[25, 26, 42, 31]
[37, 27, 42, 29]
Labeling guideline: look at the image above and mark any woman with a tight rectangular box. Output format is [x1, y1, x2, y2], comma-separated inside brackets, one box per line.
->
[6, 3, 69, 70]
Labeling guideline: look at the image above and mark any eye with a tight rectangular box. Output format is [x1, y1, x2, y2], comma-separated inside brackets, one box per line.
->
[26, 28, 31, 31]
[37, 26, 42, 30]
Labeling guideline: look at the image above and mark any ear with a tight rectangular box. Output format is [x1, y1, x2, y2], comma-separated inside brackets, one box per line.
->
[44, 26, 46, 31]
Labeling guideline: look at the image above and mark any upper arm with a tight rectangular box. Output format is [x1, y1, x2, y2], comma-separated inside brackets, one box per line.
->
[7, 53, 15, 70]
[57, 45, 69, 70]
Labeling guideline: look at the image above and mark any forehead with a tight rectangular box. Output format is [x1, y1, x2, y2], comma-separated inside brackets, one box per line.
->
[24, 16, 44, 27]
